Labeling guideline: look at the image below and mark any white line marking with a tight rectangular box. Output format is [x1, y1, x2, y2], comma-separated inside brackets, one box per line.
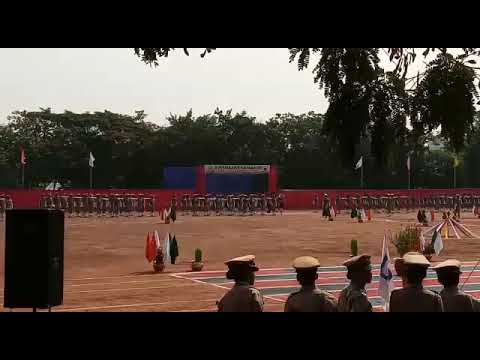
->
[55, 298, 218, 312]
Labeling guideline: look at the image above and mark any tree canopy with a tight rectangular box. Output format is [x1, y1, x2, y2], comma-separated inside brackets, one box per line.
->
[1, 108, 479, 190]
[134, 48, 480, 166]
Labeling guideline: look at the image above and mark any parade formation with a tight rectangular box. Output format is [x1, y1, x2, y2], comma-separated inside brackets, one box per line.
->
[38, 193, 156, 217]
[179, 193, 285, 216]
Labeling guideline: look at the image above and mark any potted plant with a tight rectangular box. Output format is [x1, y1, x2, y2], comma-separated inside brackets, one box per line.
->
[350, 239, 358, 257]
[153, 248, 165, 272]
[392, 226, 421, 257]
[191, 248, 204, 271]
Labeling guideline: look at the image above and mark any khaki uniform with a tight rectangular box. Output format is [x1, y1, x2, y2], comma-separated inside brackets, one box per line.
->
[217, 282, 264, 312]
[285, 285, 337, 312]
[390, 285, 443, 312]
[439, 287, 476, 312]
[337, 284, 372, 312]
[433, 259, 476, 312]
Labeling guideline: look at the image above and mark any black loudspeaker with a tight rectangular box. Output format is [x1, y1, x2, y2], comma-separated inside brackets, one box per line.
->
[4, 209, 64, 309]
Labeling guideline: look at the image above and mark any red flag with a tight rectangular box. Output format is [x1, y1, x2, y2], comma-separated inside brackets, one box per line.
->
[20, 147, 26, 165]
[145, 232, 156, 263]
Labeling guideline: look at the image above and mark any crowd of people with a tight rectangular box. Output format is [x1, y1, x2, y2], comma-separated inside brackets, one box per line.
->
[217, 253, 480, 312]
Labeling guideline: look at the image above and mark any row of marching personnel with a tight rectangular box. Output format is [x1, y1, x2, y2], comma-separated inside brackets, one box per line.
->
[217, 253, 480, 312]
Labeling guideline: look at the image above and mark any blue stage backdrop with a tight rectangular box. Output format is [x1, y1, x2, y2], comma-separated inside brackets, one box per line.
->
[206, 173, 268, 194]
[163, 167, 197, 189]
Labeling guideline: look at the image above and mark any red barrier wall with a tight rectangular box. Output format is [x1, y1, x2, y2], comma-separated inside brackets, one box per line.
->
[281, 188, 480, 210]
[268, 166, 278, 193]
[4, 187, 480, 211]
[0, 189, 194, 212]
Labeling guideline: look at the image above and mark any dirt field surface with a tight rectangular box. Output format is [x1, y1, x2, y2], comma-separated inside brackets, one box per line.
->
[1, 210, 480, 312]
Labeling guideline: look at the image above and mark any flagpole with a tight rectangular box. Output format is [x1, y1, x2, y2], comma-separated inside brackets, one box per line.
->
[453, 166, 456, 189]
[360, 163, 364, 189]
[90, 166, 93, 189]
[408, 170, 410, 190]
[22, 163, 25, 188]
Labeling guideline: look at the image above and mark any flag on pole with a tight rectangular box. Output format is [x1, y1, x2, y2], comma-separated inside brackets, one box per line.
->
[145, 232, 156, 263]
[89, 152, 95, 168]
[355, 156, 363, 170]
[407, 156, 411, 172]
[453, 157, 459, 168]
[163, 232, 171, 264]
[20, 147, 26, 165]
[378, 234, 394, 308]
[169, 234, 179, 264]
[432, 229, 444, 255]
[154, 230, 161, 249]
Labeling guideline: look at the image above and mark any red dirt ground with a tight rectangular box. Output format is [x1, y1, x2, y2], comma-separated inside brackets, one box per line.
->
[1, 210, 480, 312]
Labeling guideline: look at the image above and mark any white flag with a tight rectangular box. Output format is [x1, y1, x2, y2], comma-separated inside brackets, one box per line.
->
[432, 229, 443, 255]
[89, 152, 95, 168]
[154, 230, 161, 249]
[163, 232, 171, 264]
[355, 156, 363, 170]
[419, 232, 425, 252]
[407, 156, 411, 171]
[378, 234, 394, 307]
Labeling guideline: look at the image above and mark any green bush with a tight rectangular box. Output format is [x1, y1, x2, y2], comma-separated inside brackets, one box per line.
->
[195, 248, 202, 263]
[392, 226, 421, 257]
[351, 239, 358, 256]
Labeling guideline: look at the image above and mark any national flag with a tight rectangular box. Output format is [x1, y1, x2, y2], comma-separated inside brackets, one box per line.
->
[89, 152, 95, 168]
[406, 156, 411, 172]
[163, 232, 171, 264]
[431, 229, 444, 255]
[154, 230, 161, 249]
[145, 232, 156, 263]
[20, 147, 26, 165]
[169, 234, 179, 264]
[378, 234, 394, 308]
[453, 157, 460, 168]
[330, 206, 336, 217]
[355, 156, 363, 170]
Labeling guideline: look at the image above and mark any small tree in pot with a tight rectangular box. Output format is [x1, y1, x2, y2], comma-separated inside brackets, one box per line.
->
[392, 226, 421, 257]
[350, 239, 358, 257]
[191, 248, 204, 271]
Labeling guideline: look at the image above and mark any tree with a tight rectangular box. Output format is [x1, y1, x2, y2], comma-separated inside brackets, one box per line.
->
[133, 48, 480, 165]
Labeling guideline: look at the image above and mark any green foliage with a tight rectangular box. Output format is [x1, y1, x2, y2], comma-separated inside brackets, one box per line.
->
[350, 239, 358, 256]
[195, 248, 202, 263]
[411, 53, 478, 154]
[133, 48, 480, 166]
[392, 226, 421, 257]
[1, 108, 480, 190]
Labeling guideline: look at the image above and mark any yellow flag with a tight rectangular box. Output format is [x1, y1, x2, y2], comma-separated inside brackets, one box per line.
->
[453, 157, 460, 168]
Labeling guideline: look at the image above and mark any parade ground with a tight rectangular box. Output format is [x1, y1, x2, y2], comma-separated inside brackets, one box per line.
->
[1, 210, 480, 312]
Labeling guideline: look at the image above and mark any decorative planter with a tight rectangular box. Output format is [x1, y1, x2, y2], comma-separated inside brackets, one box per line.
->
[153, 262, 165, 272]
[191, 261, 204, 272]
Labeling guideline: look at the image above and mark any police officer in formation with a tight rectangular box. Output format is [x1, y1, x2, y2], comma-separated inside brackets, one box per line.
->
[433, 259, 478, 312]
[337, 254, 373, 312]
[390, 253, 443, 312]
[216, 252, 480, 312]
[284, 256, 337, 312]
[217, 255, 264, 312]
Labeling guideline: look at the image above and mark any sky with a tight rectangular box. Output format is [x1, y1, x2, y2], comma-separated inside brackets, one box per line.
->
[0, 48, 329, 125]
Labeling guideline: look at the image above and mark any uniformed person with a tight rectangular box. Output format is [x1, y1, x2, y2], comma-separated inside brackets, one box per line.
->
[217, 255, 264, 312]
[433, 259, 476, 312]
[389, 253, 443, 312]
[284, 256, 337, 312]
[338, 254, 373, 312]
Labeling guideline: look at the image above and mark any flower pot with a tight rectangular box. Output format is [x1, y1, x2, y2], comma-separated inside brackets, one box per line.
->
[153, 262, 165, 272]
[191, 261, 204, 272]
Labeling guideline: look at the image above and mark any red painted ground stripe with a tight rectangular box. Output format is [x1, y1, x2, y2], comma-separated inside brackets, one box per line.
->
[177, 263, 480, 280]
[218, 274, 480, 289]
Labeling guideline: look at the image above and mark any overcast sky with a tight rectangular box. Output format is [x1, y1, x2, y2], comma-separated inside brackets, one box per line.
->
[0, 48, 330, 125]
